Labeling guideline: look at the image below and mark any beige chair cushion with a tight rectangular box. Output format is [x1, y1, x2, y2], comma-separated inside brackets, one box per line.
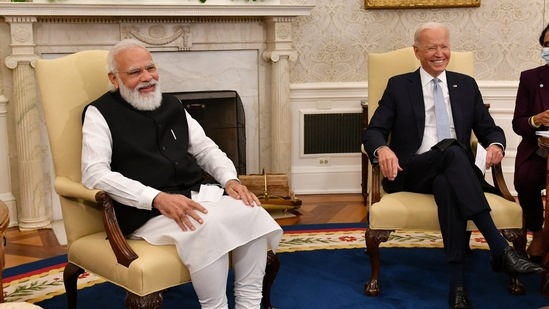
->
[369, 192, 522, 231]
[69, 232, 190, 296]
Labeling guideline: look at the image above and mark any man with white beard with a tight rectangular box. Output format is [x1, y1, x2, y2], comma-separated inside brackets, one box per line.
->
[80, 39, 283, 309]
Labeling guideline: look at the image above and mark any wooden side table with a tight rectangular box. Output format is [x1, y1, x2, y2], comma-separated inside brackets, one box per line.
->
[537, 136, 549, 295]
[0, 201, 9, 303]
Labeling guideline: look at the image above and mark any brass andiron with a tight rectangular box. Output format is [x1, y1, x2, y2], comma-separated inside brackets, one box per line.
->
[254, 169, 302, 210]
[263, 168, 269, 200]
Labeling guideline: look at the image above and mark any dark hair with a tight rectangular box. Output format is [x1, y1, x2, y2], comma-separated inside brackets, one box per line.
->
[539, 23, 549, 46]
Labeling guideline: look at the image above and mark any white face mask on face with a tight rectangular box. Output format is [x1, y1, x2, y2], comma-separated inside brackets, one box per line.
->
[542, 47, 549, 64]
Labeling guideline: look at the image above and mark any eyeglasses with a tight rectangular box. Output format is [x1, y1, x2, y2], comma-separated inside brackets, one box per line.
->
[115, 63, 157, 78]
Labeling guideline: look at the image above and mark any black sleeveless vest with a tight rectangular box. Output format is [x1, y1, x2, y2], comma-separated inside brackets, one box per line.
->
[86, 91, 204, 235]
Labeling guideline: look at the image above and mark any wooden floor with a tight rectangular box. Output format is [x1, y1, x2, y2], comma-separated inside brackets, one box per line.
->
[3, 193, 367, 269]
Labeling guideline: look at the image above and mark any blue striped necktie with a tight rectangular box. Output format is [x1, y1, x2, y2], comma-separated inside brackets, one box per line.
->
[432, 78, 451, 141]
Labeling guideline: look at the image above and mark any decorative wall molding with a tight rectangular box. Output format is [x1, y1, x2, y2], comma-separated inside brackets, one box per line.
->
[0, 3, 311, 17]
[290, 82, 365, 194]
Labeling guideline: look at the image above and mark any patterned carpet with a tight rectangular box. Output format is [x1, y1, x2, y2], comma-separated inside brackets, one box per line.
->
[278, 227, 493, 253]
[2, 226, 503, 304]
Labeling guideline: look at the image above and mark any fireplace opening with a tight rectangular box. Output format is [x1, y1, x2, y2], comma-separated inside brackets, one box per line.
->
[169, 90, 246, 176]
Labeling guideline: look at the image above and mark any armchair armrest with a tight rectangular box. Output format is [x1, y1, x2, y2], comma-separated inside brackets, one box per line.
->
[54, 177, 138, 267]
[490, 164, 514, 202]
[362, 143, 382, 205]
[370, 163, 382, 205]
[54, 176, 101, 205]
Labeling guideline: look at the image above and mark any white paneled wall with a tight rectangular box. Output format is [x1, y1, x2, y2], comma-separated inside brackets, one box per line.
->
[478, 81, 520, 193]
[290, 81, 519, 195]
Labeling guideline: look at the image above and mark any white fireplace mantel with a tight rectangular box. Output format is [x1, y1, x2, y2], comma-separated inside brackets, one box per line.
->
[0, 1, 315, 229]
[0, 2, 314, 17]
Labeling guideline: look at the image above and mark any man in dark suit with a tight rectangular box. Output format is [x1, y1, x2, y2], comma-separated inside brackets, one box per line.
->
[363, 22, 543, 309]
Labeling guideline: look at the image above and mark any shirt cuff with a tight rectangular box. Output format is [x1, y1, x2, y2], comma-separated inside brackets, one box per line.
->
[140, 186, 161, 210]
[488, 142, 505, 155]
[373, 145, 388, 158]
[218, 172, 239, 188]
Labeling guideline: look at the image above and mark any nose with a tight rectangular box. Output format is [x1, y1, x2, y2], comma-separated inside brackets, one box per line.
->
[139, 69, 154, 81]
[433, 46, 443, 55]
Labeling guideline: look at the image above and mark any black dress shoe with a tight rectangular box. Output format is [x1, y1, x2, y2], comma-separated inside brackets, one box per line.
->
[449, 287, 472, 309]
[491, 246, 544, 275]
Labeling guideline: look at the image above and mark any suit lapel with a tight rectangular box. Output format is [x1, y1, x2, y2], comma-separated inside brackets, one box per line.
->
[446, 72, 464, 140]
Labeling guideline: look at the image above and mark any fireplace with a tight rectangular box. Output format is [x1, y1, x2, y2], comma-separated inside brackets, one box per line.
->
[0, 2, 315, 228]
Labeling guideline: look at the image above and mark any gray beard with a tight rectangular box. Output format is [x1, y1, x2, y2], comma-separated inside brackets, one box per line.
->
[118, 78, 162, 111]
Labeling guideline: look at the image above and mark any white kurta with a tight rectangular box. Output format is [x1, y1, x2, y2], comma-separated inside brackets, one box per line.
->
[81, 101, 282, 273]
[131, 196, 282, 272]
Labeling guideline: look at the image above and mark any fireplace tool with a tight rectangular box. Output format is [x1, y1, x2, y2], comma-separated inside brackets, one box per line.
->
[240, 169, 301, 213]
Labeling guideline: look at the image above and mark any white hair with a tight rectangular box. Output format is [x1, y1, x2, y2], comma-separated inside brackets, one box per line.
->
[107, 39, 149, 74]
[413, 22, 450, 46]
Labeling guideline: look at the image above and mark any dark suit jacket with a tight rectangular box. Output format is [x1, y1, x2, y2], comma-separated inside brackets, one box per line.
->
[512, 65, 549, 173]
[363, 69, 506, 192]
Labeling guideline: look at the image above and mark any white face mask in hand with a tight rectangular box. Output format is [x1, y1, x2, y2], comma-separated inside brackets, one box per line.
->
[542, 47, 549, 64]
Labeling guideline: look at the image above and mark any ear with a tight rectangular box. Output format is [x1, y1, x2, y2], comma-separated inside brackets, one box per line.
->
[108, 72, 119, 89]
[413, 45, 420, 60]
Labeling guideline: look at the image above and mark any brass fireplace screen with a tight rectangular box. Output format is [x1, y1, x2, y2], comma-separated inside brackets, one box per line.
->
[170, 90, 246, 176]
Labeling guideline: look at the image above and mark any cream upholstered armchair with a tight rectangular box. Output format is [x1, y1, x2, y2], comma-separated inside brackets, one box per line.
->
[363, 47, 526, 296]
[35, 50, 279, 309]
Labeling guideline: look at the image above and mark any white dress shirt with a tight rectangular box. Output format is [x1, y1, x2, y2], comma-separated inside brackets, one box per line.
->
[81, 104, 238, 210]
[416, 68, 456, 154]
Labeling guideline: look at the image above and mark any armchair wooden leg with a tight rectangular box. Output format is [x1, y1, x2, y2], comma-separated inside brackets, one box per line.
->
[502, 228, 527, 295]
[63, 262, 85, 309]
[364, 229, 392, 296]
[125, 291, 162, 309]
[503, 228, 527, 253]
[262, 250, 280, 309]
